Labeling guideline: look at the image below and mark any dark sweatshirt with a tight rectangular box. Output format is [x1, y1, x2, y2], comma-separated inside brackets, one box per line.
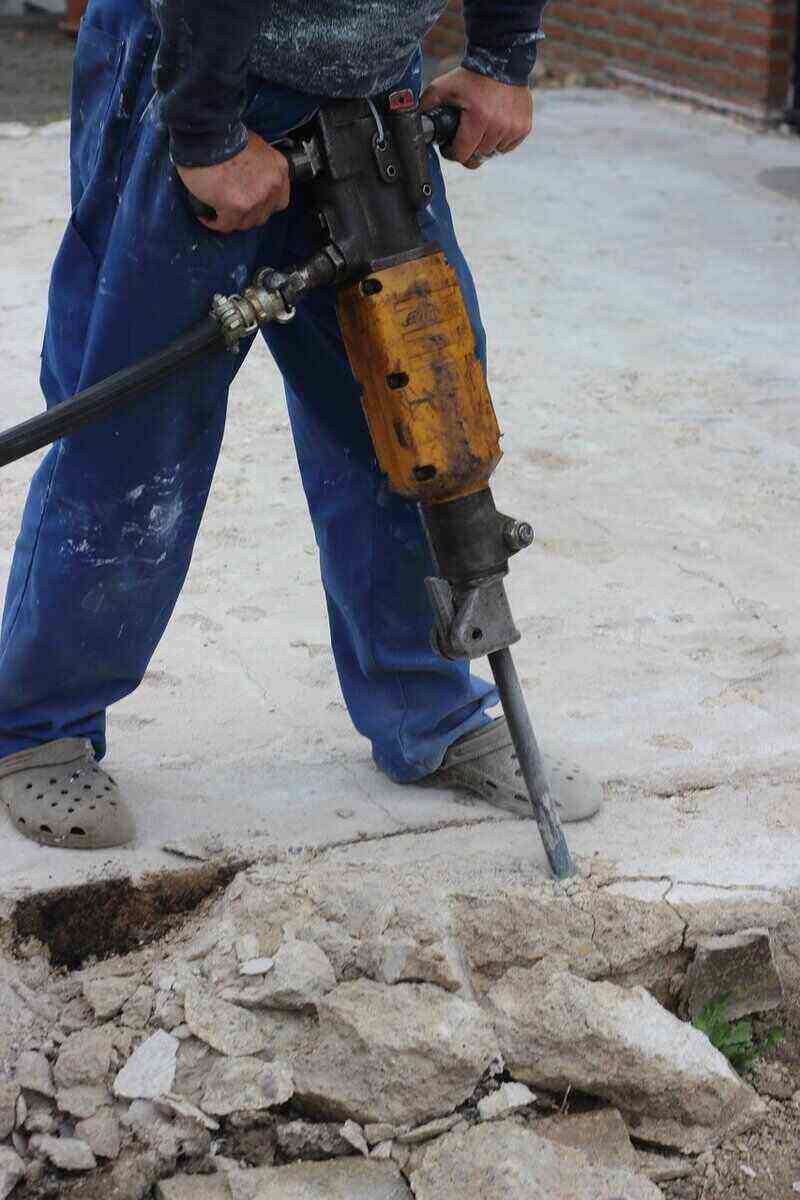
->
[152, 0, 548, 168]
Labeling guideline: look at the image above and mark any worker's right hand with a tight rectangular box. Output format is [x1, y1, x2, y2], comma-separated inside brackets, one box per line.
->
[177, 132, 291, 234]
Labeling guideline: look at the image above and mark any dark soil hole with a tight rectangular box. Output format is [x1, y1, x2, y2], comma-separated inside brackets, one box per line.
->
[13, 862, 242, 970]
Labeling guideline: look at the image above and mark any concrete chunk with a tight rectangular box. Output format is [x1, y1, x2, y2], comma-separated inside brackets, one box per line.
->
[477, 1081, 536, 1121]
[0, 1147, 24, 1200]
[83, 976, 138, 1020]
[294, 979, 498, 1125]
[247, 940, 336, 1011]
[113, 1030, 179, 1099]
[224, 1159, 410, 1199]
[75, 1108, 122, 1160]
[202, 1056, 293, 1116]
[275, 1119, 353, 1161]
[488, 968, 766, 1152]
[409, 1120, 662, 1200]
[156, 1177, 231, 1200]
[56, 1084, 111, 1118]
[0, 1081, 20, 1140]
[54, 1027, 114, 1088]
[29, 1134, 97, 1171]
[537, 1107, 639, 1170]
[682, 928, 784, 1020]
[185, 987, 271, 1056]
[14, 1050, 54, 1098]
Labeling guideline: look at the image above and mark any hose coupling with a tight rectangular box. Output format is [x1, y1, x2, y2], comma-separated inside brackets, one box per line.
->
[211, 279, 296, 352]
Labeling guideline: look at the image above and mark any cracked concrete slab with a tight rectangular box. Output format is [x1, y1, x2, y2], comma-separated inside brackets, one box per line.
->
[1, 91, 799, 917]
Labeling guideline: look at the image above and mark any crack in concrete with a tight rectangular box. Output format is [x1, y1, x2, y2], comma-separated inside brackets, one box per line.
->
[661, 877, 690, 952]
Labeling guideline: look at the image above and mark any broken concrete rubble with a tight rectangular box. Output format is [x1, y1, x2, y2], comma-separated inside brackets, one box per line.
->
[184, 987, 271, 1056]
[185, 1159, 411, 1199]
[201, 1056, 293, 1115]
[275, 1118, 353, 1160]
[113, 1029, 179, 1099]
[341, 1119, 370, 1156]
[122, 1097, 212, 1166]
[75, 1107, 122, 1159]
[408, 1118, 663, 1199]
[83, 975, 138, 1021]
[1, 854, 796, 1200]
[293, 978, 498, 1125]
[56, 1083, 112, 1118]
[53, 1026, 114, 1088]
[14, 1050, 54, 1097]
[0, 1082, 19, 1140]
[156, 1178, 230, 1200]
[537, 1106, 639, 1170]
[250, 940, 336, 1010]
[0, 1147, 24, 1200]
[476, 1080, 535, 1121]
[29, 1133, 97, 1171]
[681, 928, 784, 1020]
[487, 967, 766, 1151]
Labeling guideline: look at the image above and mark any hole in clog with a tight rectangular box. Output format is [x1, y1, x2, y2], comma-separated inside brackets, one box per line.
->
[25, 783, 32, 790]
[70, 827, 86, 837]
[40, 824, 53, 834]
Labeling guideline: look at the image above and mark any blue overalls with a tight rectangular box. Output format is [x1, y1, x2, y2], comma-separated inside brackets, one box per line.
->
[0, 0, 497, 782]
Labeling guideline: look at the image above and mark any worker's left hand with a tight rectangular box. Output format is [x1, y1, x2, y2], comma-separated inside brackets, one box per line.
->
[420, 67, 533, 169]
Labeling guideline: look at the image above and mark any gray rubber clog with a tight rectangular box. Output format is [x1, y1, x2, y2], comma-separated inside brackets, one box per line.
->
[0, 738, 135, 849]
[430, 716, 603, 823]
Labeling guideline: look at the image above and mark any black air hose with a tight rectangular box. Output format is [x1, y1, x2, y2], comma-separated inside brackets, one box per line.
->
[0, 316, 224, 469]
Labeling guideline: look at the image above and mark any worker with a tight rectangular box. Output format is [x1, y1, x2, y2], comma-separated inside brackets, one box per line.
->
[0, 0, 602, 848]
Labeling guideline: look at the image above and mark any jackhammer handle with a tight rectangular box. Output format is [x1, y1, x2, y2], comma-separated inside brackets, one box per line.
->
[422, 105, 461, 151]
[184, 144, 314, 224]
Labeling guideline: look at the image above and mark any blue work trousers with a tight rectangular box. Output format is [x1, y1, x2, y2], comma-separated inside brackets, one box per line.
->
[0, 0, 496, 781]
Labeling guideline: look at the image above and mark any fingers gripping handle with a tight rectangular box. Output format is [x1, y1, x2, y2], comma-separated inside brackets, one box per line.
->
[422, 104, 461, 152]
[184, 105, 462, 222]
[183, 143, 315, 224]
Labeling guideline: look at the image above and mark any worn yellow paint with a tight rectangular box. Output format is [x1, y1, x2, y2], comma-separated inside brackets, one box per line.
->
[337, 250, 502, 503]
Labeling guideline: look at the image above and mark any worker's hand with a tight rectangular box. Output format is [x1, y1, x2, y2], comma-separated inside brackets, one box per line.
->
[177, 132, 291, 234]
[421, 67, 533, 169]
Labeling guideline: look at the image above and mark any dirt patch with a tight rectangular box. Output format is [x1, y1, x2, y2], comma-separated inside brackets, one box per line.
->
[13, 862, 243, 969]
[0, 15, 73, 125]
[663, 1096, 800, 1200]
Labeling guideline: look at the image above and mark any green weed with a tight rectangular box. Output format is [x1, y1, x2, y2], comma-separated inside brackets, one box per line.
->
[692, 994, 783, 1076]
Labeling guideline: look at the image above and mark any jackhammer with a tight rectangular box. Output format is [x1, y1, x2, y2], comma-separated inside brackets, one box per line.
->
[0, 93, 576, 879]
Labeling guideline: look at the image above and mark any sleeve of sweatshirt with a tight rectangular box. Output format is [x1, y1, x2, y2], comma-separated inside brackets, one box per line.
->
[153, 0, 264, 168]
[462, 0, 548, 87]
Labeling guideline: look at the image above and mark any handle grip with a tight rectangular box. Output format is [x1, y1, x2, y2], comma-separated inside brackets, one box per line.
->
[183, 144, 312, 225]
[422, 104, 461, 151]
[184, 105, 461, 223]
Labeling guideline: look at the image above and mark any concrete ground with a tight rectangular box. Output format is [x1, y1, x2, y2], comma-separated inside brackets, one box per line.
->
[1, 89, 799, 906]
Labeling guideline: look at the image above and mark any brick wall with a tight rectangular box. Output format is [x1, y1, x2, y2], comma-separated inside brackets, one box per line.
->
[423, 0, 797, 120]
